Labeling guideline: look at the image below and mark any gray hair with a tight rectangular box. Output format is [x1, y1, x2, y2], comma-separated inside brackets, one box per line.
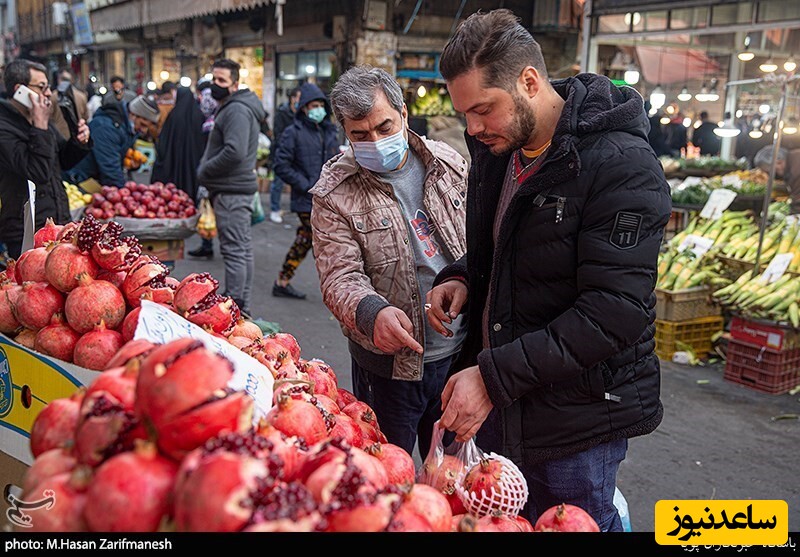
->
[329, 66, 404, 126]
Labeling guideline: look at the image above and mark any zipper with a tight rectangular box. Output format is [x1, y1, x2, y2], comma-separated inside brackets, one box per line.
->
[555, 196, 566, 224]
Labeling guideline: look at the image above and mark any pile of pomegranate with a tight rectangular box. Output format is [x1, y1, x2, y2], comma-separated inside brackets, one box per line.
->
[83, 182, 197, 220]
[0, 215, 239, 370]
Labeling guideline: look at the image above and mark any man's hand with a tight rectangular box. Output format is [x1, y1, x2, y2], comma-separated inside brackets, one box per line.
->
[439, 365, 493, 442]
[76, 119, 90, 144]
[373, 306, 423, 355]
[30, 91, 51, 131]
[425, 280, 468, 337]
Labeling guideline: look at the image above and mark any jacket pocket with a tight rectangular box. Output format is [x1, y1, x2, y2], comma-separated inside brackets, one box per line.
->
[350, 209, 400, 267]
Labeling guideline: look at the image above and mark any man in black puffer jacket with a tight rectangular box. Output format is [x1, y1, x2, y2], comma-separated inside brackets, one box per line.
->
[426, 10, 671, 531]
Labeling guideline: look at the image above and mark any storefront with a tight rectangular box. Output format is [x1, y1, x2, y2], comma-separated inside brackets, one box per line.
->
[150, 48, 180, 88]
[276, 49, 336, 100]
[225, 45, 266, 101]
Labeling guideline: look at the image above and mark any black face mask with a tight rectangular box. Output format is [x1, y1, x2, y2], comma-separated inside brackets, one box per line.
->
[210, 83, 231, 101]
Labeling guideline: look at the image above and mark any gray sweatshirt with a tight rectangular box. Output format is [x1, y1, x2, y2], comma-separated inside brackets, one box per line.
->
[197, 89, 266, 195]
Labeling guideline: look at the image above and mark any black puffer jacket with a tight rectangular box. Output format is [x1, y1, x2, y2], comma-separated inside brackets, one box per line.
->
[434, 73, 672, 465]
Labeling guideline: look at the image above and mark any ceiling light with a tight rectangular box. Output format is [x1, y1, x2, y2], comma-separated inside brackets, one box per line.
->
[784, 57, 797, 72]
[179, 76, 192, 87]
[714, 113, 741, 138]
[159, 70, 170, 80]
[738, 34, 754, 61]
[146, 81, 156, 91]
[677, 86, 692, 102]
[682, 117, 692, 128]
[660, 116, 670, 125]
[623, 65, 640, 85]
[783, 118, 799, 135]
[417, 85, 427, 97]
[759, 104, 771, 114]
[760, 58, 778, 73]
[749, 129, 763, 138]
[650, 85, 666, 110]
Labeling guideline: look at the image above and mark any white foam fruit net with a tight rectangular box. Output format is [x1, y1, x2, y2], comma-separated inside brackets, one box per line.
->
[454, 451, 529, 518]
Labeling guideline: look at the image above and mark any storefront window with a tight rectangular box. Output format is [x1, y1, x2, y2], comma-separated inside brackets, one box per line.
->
[225, 46, 265, 101]
[276, 50, 336, 102]
[151, 49, 180, 88]
[106, 50, 125, 84]
[127, 51, 147, 95]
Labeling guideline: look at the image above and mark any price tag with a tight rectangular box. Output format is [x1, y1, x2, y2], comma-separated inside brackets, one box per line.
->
[678, 234, 715, 257]
[721, 173, 743, 189]
[134, 300, 274, 422]
[700, 189, 737, 220]
[675, 176, 703, 191]
[785, 214, 799, 226]
[759, 253, 794, 284]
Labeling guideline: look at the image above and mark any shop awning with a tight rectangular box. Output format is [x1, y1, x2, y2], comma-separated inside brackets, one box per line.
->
[91, 0, 272, 33]
[635, 44, 720, 85]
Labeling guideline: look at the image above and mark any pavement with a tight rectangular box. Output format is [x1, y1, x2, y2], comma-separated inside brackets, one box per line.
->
[174, 193, 800, 532]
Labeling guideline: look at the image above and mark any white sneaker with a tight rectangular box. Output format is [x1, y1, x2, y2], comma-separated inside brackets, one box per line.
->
[269, 211, 283, 224]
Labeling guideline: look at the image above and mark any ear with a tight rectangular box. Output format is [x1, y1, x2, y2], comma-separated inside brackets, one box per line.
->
[518, 66, 542, 98]
[401, 103, 408, 123]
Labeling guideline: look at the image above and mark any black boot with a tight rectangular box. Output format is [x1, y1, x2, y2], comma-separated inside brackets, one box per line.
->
[272, 281, 306, 299]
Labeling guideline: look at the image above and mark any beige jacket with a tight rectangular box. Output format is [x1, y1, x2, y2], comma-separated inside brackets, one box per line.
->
[310, 131, 468, 380]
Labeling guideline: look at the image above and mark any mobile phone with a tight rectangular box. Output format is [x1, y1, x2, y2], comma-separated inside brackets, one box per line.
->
[13, 84, 38, 109]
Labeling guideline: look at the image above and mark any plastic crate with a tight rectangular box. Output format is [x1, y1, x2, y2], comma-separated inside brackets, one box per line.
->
[729, 315, 800, 351]
[723, 338, 800, 395]
[655, 316, 725, 361]
[655, 287, 721, 321]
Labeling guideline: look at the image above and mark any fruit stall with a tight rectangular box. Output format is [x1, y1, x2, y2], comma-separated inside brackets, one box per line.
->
[0, 215, 603, 533]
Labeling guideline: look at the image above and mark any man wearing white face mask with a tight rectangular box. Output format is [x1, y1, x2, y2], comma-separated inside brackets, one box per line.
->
[310, 66, 469, 459]
[272, 82, 339, 299]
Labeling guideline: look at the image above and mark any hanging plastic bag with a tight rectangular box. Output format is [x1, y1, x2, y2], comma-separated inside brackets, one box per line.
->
[197, 198, 217, 239]
[251, 191, 265, 226]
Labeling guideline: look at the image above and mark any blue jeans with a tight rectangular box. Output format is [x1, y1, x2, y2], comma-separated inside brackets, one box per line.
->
[521, 438, 628, 531]
[270, 176, 283, 212]
[351, 355, 453, 458]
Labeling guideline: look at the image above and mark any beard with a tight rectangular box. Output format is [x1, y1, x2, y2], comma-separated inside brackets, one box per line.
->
[482, 92, 537, 156]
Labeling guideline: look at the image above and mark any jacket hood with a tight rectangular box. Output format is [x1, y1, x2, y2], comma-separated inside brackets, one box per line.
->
[223, 89, 267, 123]
[94, 101, 129, 128]
[550, 73, 649, 142]
[295, 82, 332, 124]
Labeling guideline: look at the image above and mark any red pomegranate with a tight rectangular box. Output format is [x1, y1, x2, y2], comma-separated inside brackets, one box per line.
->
[385, 503, 434, 532]
[73, 321, 124, 371]
[328, 413, 365, 449]
[323, 490, 401, 532]
[64, 273, 126, 333]
[462, 456, 504, 500]
[342, 400, 386, 444]
[11, 282, 65, 331]
[254, 428, 308, 482]
[121, 255, 174, 308]
[0, 258, 17, 284]
[14, 328, 37, 348]
[173, 272, 219, 315]
[419, 453, 468, 515]
[264, 390, 332, 446]
[33, 217, 63, 248]
[84, 441, 178, 532]
[230, 318, 263, 340]
[135, 338, 254, 460]
[75, 390, 146, 467]
[44, 242, 99, 293]
[228, 335, 255, 350]
[18, 467, 91, 532]
[336, 387, 358, 410]
[15, 246, 50, 283]
[401, 483, 453, 532]
[366, 442, 416, 487]
[105, 339, 156, 369]
[304, 446, 389, 505]
[252, 337, 304, 379]
[29, 389, 84, 458]
[456, 511, 533, 532]
[268, 332, 302, 362]
[56, 221, 79, 242]
[0, 283, 23, 333]
[184, 294, 240, 336]
[96, 268, 127, 290]
[22, 447, 77, 495]
[34, 313, 81, 362]
[245, 511, 324, 532]
[90, 223, 142, 271]
[534, 503, 600, 532]
[302, 358, 338, 401]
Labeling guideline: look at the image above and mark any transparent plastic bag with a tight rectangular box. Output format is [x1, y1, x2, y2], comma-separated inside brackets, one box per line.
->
[196, 198, 217, 239]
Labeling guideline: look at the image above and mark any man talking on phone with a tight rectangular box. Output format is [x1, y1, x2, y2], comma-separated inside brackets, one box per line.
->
[0, 59, 91, 259]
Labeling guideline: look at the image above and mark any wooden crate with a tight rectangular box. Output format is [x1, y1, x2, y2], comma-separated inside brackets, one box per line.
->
[140, 239, 184, 262]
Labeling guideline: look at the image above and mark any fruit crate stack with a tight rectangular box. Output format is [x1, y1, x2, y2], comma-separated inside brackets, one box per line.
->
[723, 316, 800, 394]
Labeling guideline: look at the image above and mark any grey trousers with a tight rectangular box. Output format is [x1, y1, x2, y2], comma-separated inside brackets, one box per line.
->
[212, 192, 254, 312]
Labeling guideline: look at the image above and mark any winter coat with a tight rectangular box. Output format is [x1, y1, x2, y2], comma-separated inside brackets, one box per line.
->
[66, 102, 134, 187]
[434, 74, 672, 465]
[273, 83, 339, 213]
[273, 102, 295, 149]
[692, 121, 722, 156]
[311, 131, 468, 380]
[197, 89, 266, 196]
[0, 98, 91, 248]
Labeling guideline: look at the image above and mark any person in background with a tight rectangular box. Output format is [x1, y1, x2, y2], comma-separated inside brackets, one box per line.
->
[754, 146, 799, 215]
[427, 10, 670, 530]
[691, 111, 721, 157]
[665, 111, 688, 158]
[151, 85, 206, 201]
[188, 80, 219, 259]
[50, 68, 89, 140]
[0, 59, 91, 258]
[103, 75, 136, 106]
[311, 66, 468, 457]
[644, 101, 670, 157]
[66, 95, 160, 187]
[197, 59, 266, 317]
[155, 81, 177, 136]
[272, 82, 339, 300]
[269, 86, 302, 224]
[86, 82, 103, 122]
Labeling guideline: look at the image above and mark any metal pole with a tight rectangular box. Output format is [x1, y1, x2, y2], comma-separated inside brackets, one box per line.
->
[580, 0, 593, 73]
[753, 78, 787, 273]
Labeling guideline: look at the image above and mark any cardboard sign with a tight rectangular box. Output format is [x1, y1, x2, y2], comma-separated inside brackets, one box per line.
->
[134, 300, 274, 421]
[21, 181, 36, 253]
[759, 253, 794, 284]
[678, 234, 715, 258]
[700, 189, 737, 220]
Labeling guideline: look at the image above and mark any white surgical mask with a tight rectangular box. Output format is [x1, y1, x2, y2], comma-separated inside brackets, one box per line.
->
[352, 123, 408, 173]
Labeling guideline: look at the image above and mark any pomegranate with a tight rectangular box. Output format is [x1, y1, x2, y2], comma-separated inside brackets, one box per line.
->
[135, 338, 253, 460]
[15, 246, 50, 283]
[336, 387, 358, 410]
[64, 273, 126, 333]
[304, 446, 389, 504]
[18, 467, 91, 532]
[366, 442, 416, 487]
[230, 318, 262, 340]
[33, 217, 63, 248]
[75, 390, 145, 467]
[11, 282, 65, 331]
[84, 441, 178, 532]
[328, 413, 365, 449]
[462, 456, 504, 500]
[173, 272, 219, 314]
[264, 390, 333, 446]
[0, 283, 22, 333]
[184, 293, 240, 336]
[14, 328, 37, 348]
[228, 335, 255, 350]
[73, 321, 124, 371]
[29, 389, 84, 458]
[419, 453, 468, 515]
[455, 511, 533, 532]
[0, 259, 17, 284]
[21, 447, 77, 495]
[105, 339, 156, 368]
[268, 332, 302, 362]
[385, 503, 434, 532]
[122, 255, 174, 308]
[302, 358, 339, 401]
[254, 428, 307, 482]
[90, 222, 142, 271]
[96, 268, 127, 290]
[56, 221, 79, 242]
[401, 483, 453, 532]
[323, 490, 401, 532]
[342, 400, 386, 444]
[245, 512, 325, 532]
[34, 313, 80, 362]
[252, 337, 304, 379]
[44, 242, 99, 293]
[534, 503, 600, 532]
